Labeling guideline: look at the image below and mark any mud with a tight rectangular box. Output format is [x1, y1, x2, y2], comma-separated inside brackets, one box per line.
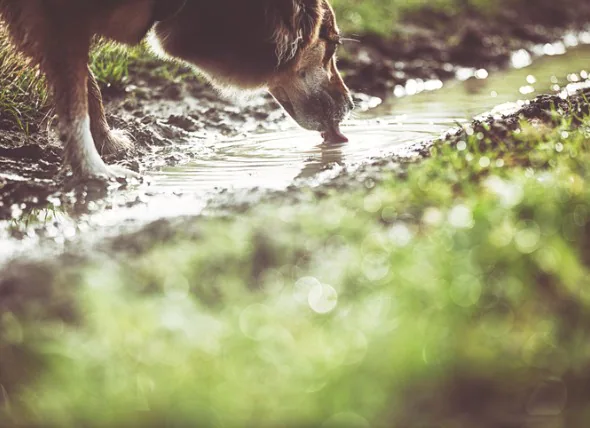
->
[38, 80, 590, 255]
[0, 72, 293, 219]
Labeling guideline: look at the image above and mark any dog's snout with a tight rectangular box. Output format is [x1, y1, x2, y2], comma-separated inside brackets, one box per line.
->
[328, 87, 353, 110]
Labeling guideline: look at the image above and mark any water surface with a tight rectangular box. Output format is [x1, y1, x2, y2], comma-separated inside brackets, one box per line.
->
[150, 44, 590, 196]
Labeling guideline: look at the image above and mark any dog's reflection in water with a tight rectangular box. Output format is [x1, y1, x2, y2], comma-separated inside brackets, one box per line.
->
[296, 142, 345, 181]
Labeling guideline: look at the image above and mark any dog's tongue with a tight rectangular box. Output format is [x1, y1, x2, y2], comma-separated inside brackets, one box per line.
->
[321, 124, 349, 143]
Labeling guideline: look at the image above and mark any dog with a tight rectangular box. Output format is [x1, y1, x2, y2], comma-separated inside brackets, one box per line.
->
[0, 0, 353, 180]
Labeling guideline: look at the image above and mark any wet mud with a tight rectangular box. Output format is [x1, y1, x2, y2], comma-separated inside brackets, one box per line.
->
[0, 73, 292, 219]
[446, 85, 590, 150]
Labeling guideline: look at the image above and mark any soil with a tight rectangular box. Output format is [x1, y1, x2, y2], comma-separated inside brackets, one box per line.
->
[1, 0, 590, 220]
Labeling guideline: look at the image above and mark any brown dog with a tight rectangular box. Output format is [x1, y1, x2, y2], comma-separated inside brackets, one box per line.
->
[0, 0, 353, 180]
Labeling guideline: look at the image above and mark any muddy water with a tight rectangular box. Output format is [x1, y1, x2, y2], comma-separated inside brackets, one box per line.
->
[149, 45, 590, 196]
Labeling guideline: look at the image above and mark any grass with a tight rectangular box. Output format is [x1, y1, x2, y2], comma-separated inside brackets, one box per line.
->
[331, 0, 500, 34]
[0, 26, 48, 133]
[2, 93, 590, 426]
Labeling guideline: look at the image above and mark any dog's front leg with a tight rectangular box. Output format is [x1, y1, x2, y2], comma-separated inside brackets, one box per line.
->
[41, 26, 136, 180]
[87, 67, 133, 156]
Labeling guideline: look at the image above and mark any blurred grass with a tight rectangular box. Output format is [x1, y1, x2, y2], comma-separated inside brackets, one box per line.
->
[3, 97, 590, 425]
[331, 0, 501, 34]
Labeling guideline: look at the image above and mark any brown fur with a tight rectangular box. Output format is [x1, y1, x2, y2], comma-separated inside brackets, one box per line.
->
[0, 0, 352, 180]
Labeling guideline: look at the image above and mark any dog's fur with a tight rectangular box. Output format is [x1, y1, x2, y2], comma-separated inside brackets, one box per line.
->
[0, 0, 353, 179]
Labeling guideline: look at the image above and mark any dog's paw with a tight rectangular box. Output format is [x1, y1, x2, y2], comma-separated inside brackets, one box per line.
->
[102, 164, 141, 182]
[62, 163, 141, 184]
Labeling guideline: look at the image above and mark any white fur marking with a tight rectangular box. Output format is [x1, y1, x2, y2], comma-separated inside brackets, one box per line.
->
[76, 115, 108, 174]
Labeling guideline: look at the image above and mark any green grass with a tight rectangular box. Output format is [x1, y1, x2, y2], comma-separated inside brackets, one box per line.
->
[0, 26, 48, 133]
[3, 97, 590, 426]
[331, 0, 499, 34]
[89, 40, 133, 89]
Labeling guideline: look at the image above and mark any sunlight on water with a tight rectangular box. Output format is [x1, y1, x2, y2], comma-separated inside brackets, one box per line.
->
[149, 121, 443, 193]
[149, 45, 590, 197]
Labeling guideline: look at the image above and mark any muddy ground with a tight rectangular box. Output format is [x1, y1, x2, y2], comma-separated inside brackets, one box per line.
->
[1, 0, 590, 220]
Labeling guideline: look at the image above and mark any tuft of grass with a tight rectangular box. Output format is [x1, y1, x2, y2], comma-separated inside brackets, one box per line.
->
[0, 25, 49, 133]
[0, 31, 136, 131]
[3, 94, 590, 426]
[89, 40, 132, 90]
[91, 41, 198, 90]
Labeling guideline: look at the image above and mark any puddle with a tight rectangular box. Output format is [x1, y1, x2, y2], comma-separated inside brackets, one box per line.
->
[149, 44, 590, 196]
[149, 122, 438, 194]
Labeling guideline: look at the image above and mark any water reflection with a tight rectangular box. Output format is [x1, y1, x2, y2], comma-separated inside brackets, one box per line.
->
[149, 121, 439, 194]
[296, 142, 345, 181]
[128, 44, 590, 200]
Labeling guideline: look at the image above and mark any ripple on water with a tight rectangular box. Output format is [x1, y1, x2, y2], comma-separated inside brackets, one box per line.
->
[149, 120, 449, 194]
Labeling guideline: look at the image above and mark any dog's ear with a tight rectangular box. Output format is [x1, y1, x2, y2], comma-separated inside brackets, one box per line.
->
[269, 0, 323, 65]
[153, 0, 186, 22]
